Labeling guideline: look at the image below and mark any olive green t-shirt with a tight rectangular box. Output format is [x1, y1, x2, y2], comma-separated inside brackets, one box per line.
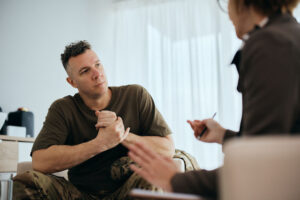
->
[31, 84, 171, 193]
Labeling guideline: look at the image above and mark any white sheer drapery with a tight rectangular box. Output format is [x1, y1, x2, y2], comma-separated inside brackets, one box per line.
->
[108, 0, 300, 170]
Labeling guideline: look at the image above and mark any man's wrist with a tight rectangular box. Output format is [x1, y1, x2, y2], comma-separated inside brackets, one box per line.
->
[124, 132, 134, 143]
[89, 137, 107, 155]
[121, 132, 134, 147]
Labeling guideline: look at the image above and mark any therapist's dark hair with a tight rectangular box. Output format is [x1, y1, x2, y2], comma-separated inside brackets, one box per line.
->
[232, 0, 300, 15]
[61, 40, 91, 71]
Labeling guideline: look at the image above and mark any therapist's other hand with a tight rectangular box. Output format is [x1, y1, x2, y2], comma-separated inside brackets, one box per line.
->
[128, 142, 179, 192]
[187, 119, 226, 144]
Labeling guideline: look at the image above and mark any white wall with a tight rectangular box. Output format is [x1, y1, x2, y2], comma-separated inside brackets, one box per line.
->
[0, 0, 115, 136]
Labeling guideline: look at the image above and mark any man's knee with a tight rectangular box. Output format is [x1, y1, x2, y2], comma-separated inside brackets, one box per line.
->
[14, 170, 48, 187]
[14, 170, 85, 200]
[13, 170, 51, 200]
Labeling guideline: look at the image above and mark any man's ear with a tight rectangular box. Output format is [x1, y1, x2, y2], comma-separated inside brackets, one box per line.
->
[66, 77, 77, 88]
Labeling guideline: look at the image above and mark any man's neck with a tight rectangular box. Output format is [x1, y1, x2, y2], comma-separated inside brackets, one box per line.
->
[80, 88, 112, 111]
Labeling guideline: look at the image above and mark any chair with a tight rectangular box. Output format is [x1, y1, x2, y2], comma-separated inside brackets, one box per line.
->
[221, 136, 300, 200]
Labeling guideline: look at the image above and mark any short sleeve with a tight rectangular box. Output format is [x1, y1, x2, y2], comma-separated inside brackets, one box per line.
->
[31, 101, 69, 155]
[137, 86, 172, 137]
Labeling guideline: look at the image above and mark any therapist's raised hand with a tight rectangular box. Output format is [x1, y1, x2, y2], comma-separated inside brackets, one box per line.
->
[128, 142, 180, 192]
[187, 119, 226, 144]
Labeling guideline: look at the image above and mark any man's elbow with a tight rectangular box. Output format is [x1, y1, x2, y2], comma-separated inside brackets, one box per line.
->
[32, 151, 53, 174]
[164, 135, 175, 157]
[167, 143, 175, 157]
[32, 160, 47, 174]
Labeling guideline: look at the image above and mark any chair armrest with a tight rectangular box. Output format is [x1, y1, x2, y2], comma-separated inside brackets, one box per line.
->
[173, 158, 185, 172]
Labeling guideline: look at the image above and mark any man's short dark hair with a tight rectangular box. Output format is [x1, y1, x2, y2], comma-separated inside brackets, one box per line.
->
[61, 40, 91, 71]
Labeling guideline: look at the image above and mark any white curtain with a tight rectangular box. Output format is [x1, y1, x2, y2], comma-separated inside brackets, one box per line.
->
[108, 0, 300, 170]
[295, 5, 300, 20]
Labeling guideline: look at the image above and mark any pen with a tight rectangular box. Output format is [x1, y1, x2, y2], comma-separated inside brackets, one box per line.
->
[197, 112, 217, 139]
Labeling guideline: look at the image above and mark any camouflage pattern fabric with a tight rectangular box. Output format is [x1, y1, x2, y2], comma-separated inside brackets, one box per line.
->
[13, 151, 199, 200]
[13, 170, 98, 200]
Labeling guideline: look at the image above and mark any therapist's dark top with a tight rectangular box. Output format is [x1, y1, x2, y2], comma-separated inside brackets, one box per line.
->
[171, 13, 300, 199]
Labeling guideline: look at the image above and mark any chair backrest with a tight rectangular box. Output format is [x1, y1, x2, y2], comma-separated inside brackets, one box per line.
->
[221, 136, 300, 200]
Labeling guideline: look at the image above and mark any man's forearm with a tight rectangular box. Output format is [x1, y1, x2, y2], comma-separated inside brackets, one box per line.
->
[32, 139, 105, 174]
[123, 133, 175, 157]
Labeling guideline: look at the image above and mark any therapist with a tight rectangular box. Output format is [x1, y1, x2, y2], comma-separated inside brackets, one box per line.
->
[128, 0, 300, 199]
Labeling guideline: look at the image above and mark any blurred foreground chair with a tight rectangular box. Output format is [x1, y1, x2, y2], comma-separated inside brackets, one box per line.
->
[221, 136, 300, 200]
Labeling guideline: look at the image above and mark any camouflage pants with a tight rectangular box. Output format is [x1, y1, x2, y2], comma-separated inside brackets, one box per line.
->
[12, 156, 157, 200]
[13, 170, 157, 200]
[13, 151, 198, 200]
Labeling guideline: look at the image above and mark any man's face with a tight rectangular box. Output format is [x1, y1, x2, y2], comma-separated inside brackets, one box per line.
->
[66, 49, 108, 99]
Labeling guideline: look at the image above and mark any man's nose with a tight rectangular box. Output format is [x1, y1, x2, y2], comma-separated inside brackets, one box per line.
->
[92, 68, 102, 80]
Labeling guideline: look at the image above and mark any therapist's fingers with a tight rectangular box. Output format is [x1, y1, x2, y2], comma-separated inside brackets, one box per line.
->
[128, 151, 155, 173]
[128, 143, 154, 164]
[130, 164, 153, 180]
[187, 120, 195, 130]
[134, 142, 160, 160]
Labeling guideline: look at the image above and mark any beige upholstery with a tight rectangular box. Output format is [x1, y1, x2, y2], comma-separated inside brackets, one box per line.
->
[221, 136, 300, 200]
[173, 158, 185, 172]
[17, 161, 69, 180]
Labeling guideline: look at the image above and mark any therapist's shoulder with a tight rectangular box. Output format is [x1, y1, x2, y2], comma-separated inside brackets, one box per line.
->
[247, 19, 300, 50]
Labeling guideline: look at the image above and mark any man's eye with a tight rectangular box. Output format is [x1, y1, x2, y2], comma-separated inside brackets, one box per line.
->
[81, 69, 89, 74]
[96, 63, 100, 67]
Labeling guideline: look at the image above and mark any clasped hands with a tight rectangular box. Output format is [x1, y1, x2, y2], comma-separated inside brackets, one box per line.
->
[94, 110, 130, 151]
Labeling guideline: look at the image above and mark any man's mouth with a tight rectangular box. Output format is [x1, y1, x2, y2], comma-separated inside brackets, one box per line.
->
[95, 82, 105, 87]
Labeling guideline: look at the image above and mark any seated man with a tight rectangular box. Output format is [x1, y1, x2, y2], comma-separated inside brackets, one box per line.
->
[13, 40, 175, 200]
